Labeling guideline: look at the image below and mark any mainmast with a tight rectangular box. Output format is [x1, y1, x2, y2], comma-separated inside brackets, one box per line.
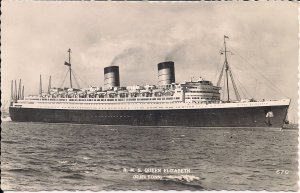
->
[217, 36, 241, 102]
[224, 36, 230, 102]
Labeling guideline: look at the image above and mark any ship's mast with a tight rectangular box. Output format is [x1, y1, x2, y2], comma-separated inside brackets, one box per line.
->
[14, 80, 17, 100]
[68, 48, 73, 88]
[217, 36, 241, 102]
[61, 49, 81, 89]
[39, 74, 42, 96]
[48, 75, 52, 94]
[224, 36, 230, 102]
[17, 79, 22, 100]
[22, 85, 24, 100]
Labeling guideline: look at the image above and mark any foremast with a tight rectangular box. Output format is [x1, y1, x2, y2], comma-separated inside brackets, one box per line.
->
[64, 48, 73, 88]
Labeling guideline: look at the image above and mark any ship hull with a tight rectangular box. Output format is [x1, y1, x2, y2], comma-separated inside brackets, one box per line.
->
[9, 105, 289, 128]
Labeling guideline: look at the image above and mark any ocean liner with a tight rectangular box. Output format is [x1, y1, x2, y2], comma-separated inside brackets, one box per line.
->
[9, 37, 290, 128]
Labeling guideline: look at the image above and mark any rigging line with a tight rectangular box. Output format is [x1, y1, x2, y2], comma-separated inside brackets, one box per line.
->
[232, 73, 248, 99]
[74, 74, 81, 89]
[217, 62, 225, 86]
[226, 53, 252, 98]
[227, 68, 239, 100]
[229, 65, 252, 98]
[72, 70, 88, 88]
[227, 67, 241, 101]
[57, 68, 68, 88]
[236, 76, 251, 98]
[71, 70, 81, 89]
[228, 46, 288, 97]
[213, 42, 227, 84]
[59, 69, 70, 88]
[222, 75, 226, 101]
[211, 53, 223, 83]
[233, 71, 251, 98]
[71, 71, 80, 89]
[72, 70, 89, 88]
[237, 84, 247, 99]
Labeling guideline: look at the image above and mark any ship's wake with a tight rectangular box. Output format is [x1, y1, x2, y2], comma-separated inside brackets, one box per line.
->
[150, 175, 204, 190]
[162, 174, 200, 182]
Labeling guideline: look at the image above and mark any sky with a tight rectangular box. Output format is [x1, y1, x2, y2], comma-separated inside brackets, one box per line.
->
[1, 1, 298, 121]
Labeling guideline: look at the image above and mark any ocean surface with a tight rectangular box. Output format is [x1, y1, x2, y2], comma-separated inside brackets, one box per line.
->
[1, 121, 298, 191]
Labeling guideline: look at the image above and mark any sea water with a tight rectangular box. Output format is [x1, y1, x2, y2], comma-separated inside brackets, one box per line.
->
[1, 122, 298, 191]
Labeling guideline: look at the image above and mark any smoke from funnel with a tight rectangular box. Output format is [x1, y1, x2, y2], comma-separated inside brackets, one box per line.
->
[110, 48, 138, 66]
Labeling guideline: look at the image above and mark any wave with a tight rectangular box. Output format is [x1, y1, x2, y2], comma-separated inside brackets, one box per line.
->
[138, 175, 204, 190]
[161, 175, 203, 190]
[62, 173, 85, 180]
[82, 157, 92, 160]
[8, 168, 43, 174]
[2, 140, 19, 144]
[57, 160, 69, 164]
[162, 175, 200, 183]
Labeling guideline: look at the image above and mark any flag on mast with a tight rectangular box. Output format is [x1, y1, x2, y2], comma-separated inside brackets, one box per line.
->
[224, 35, 229, 39]
[64, 61, 71, 66]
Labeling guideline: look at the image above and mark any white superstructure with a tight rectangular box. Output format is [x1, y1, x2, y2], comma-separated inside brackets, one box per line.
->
[12, 79, 290, 111]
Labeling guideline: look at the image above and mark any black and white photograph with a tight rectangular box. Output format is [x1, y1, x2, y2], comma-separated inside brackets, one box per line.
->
[1, 1, 299, 191]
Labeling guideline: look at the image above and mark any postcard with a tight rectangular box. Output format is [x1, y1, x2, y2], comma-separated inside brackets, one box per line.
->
[1, 1, 298, 191]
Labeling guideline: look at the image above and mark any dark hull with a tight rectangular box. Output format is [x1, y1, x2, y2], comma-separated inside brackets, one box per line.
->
[9, 105, 289, 128]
